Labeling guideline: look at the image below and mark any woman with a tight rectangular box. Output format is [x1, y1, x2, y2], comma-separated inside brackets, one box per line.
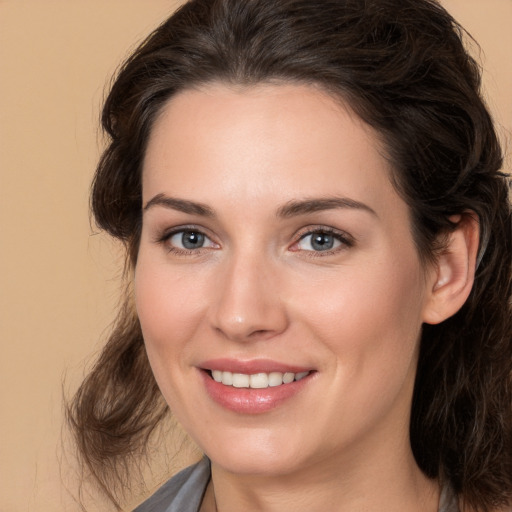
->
[68, 0, 512, 511]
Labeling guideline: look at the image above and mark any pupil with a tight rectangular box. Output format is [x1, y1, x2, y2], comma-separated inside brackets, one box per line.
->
[182, 231, 204, 249]
[311, 233, 334, 251]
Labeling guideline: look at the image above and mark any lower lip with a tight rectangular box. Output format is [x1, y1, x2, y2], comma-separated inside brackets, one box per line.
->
[200, 370, 312, 414]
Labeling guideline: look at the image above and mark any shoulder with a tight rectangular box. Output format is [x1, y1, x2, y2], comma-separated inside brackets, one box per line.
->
[133, 457, 211, 512]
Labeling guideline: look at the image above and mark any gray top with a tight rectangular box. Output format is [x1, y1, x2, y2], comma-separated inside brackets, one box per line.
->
[133, 457, 211, 512]
[134, 457, 459, 512]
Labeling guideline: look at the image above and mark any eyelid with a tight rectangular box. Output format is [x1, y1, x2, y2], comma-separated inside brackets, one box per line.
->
[154, 224, 200, 242]
[290, 226, 355, 254]
[152, 223, 354, 256]
[154, 224, 220, 253]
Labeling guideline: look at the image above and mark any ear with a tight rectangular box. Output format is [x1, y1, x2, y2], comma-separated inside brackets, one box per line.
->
[422, 213, 480, 325]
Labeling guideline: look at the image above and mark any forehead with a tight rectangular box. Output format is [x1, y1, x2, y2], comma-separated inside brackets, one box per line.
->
[142, 83, 398, 218]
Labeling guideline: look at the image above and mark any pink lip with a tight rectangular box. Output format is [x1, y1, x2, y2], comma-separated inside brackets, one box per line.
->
[197, 359, 315, 414]
[199, 358, 312, 374]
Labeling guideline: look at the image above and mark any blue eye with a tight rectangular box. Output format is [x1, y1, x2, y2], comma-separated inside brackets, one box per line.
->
[297, 231, 344, 252]
[168, 230, 215, 250]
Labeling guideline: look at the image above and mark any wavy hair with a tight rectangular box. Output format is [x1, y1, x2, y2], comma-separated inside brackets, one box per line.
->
[67, 0, 512, 510]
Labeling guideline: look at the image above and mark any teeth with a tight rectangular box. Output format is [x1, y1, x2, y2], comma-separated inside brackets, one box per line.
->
[232, 373, 250, 388]
[250, 373, 269, 389]
[210, 370, 310, 388]
[221, 371, 233, 385]
[268, 372, 283, 387]
[282, 372, 294, 384]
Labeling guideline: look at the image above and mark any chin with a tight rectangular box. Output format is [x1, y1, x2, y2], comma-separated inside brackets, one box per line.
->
[201, 427, 307, 476]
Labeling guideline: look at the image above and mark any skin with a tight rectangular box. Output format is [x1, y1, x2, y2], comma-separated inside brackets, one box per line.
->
[135, 83, 477, 511]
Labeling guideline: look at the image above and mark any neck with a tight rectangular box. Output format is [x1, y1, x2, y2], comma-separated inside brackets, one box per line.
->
[202, 442, 439, 512]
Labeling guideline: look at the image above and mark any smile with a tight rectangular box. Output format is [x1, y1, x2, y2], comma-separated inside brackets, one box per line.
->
[210, 370, 310, 388]
[199, 360, 315, 413]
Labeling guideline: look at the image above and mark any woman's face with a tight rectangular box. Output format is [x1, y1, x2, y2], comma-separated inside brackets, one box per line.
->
[136, 83, 437, 476]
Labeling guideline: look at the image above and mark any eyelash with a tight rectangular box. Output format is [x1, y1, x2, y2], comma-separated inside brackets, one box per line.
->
[155, 225, 354, 257]
[292, 226, 354, 257]
[155, 225, 218, 256]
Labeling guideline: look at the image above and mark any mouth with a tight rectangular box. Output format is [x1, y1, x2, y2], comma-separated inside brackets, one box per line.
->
[198, 360, 315, 413]
[207, 369, 311, 389]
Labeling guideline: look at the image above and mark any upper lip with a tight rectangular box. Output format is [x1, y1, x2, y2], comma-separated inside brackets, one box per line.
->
[199, 358, 313, 374]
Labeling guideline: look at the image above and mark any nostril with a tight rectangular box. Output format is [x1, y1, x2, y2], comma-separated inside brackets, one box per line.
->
[249, 329, 272, 338]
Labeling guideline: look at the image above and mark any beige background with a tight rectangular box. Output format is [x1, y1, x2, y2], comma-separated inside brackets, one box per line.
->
[0, 1, 510, 511]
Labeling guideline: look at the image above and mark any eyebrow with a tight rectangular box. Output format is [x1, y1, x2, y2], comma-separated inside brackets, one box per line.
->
[143, 193, 215, 217]
[276, 197, 377, 218]
[143, 193, 377, 219]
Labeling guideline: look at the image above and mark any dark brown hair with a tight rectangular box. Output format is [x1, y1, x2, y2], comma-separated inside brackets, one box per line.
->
[68, 0, 512, 510]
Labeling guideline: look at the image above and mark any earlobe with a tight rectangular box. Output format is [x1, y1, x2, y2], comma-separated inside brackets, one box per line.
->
[422, 214, 480, 325]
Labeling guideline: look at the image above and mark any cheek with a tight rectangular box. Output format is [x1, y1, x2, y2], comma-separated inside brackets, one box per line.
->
[135, 252, 206, 331]
[133, 259, 215, 424]
[300, 255, 423, 330]
[134, 257, 207, 378]
[293, 253, 426, 389]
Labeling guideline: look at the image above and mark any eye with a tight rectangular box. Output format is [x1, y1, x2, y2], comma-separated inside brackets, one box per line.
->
[166, 229, 217, 251]
[294, 229, 352, 253]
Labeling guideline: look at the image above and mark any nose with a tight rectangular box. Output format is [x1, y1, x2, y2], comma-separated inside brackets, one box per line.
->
[209, 252, 289, 342]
